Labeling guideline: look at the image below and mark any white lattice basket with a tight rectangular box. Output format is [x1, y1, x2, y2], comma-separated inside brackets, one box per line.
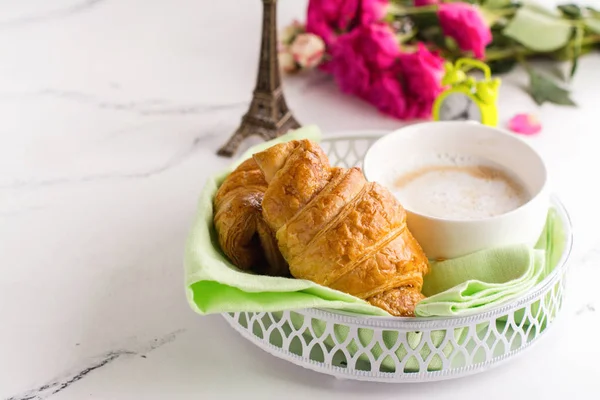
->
[222, 131, 573, 382]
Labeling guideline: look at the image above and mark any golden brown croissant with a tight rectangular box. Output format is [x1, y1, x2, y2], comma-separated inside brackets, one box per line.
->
[253, 139, 429, 316]
[213, 158, 289, 277]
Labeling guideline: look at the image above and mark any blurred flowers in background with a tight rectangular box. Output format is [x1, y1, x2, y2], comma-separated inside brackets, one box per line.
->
[278, 21, 326, 72]
[280, 0, 600, 121]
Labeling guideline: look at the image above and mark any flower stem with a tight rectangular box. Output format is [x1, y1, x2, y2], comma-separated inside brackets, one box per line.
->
[484, 46, 531, 62]
[387, 3, 438, 17]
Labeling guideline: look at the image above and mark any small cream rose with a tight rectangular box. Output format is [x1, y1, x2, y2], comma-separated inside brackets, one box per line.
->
[290, 33, 325, 69]
[278, 50, 298, 73]
[280, 20, 303, 46]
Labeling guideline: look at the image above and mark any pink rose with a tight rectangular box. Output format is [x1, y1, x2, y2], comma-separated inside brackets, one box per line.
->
[405, 99, 434, 119]
[354, 23, 401, 69]
[290, 33, 326, 69]
[367, 72, 407, 119]
[360, 0, 389, 25]
[397, 43, 444, 101]
[438, 3, 492, 59]
[330, 30, 372, 98]
[330, 24, 401, 97]
[414, 0, 439, 6]
[397, 43, 445, 118]
[305, 0, 360, 46]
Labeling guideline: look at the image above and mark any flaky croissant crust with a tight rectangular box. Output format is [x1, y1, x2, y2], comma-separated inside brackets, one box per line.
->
[253, 140, 429, 316]
[213, 158, 288, 277]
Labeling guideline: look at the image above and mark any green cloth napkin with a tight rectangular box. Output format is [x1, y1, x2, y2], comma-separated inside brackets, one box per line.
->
[415, 208, 565, 317]
[416, 247, 545, 316]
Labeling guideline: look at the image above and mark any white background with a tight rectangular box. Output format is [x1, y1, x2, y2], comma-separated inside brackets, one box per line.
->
[1, 0, 599, 399]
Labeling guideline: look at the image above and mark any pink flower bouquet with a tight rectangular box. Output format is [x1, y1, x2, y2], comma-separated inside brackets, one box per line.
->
[279, 0, 600, 120]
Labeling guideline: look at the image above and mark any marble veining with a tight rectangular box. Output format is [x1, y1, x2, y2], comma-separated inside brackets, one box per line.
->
[0, 0, 106, 30]
[575, 303, 596, 315]
[6, 330, 185, 400]
[38, 89, 249, 116]
[1, 134, 216, 190]
[0, 89, 248, 117]
[9, 353, 125, 400]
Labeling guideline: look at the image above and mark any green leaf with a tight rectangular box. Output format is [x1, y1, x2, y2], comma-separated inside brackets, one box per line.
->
[558, 4, 584, 19]
[583, 7, 600, 32]
[503, 4, 573, 51]
[488, 58, 518, 74]
[482, 0, 514, 8]
[585, 6, 600, 18]
[519, 2, 564, 18]
[569, 25, 584, 79]
[479, 7, 506, 27]
[526, 67, 577, 106]
[551, 42, 596, 62]
[584, 18, 600, 34]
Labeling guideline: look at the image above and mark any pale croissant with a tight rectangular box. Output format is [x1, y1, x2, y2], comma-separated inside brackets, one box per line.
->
[253, 139, 429, 316]
[213, 158, 288, 277]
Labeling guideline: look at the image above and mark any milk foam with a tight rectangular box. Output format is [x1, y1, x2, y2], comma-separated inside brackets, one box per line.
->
[387, 154, 530, 220]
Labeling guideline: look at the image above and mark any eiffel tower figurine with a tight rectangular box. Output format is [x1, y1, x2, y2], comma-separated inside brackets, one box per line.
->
[217, 0, 301, 157]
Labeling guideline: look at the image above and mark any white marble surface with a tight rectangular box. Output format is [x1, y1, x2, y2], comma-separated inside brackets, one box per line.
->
[1, 0, 600, 398]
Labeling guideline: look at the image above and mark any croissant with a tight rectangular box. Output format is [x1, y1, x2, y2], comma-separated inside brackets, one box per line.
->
[253, 139, 430, 316]
[213, 158, 288, 277]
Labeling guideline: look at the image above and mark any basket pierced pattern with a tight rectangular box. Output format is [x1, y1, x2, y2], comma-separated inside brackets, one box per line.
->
[222, 133, 571, 382]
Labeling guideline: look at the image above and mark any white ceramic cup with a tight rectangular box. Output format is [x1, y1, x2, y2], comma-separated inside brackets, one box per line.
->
[362, 121, 549, 260]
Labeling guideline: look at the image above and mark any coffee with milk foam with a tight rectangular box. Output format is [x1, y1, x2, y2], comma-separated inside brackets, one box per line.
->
[388, 154, 530, 220]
